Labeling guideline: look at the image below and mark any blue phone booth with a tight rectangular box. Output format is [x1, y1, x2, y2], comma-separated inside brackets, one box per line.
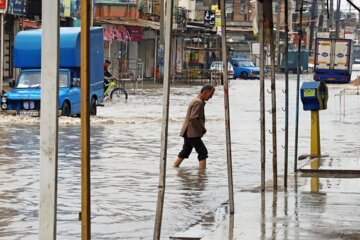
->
[300, 81, 328, 111]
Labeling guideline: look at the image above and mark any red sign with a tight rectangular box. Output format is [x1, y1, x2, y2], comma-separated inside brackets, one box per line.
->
[0, 0, 7, 12]
[126, 26, 142, 42]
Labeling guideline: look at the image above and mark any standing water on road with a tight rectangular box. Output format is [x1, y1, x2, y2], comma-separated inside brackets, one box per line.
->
[0, 74, 359, 239]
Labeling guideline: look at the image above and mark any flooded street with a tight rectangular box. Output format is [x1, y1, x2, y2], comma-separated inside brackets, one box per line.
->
[0, 73, 359, 239]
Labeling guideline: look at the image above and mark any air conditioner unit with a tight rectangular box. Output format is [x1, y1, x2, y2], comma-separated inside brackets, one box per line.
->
[143, 1, 152, 14]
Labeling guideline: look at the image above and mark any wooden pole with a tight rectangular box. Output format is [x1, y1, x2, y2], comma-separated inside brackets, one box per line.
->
[80, 0, 91, 239]
[284, 0, 289, 188]
[294, 0, 303, 173]
[257, 0, 266, 191]
[269, 12, 277, 190]
[153, 0, 174, 236]
[220, 0, 234, 214]
[39, 0, 59, 239]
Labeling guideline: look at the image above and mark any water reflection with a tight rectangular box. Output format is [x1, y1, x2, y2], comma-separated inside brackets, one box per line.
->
[261, 191, 265, 240]
[175, 168, 208, 209]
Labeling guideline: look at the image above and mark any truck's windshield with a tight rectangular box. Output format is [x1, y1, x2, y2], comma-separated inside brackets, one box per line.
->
[16, 71, 69, 89]
[235, 60, 255, 67]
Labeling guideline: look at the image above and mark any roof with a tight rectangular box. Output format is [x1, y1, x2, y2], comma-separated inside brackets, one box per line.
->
[96, 19, 160, 30]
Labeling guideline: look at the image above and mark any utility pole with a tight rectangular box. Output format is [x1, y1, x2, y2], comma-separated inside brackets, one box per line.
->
[309, 0, 317, 52]
[335, 0, 341, 38]
[275, 0, 283, 66]
[39, 0, 60, 239]
[329, 0, 334, 30]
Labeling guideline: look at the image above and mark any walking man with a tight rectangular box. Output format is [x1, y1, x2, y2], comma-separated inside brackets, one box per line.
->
[173, 84, 215, 169]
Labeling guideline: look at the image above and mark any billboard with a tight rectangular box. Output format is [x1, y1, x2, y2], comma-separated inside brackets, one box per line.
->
[7, 0, 28, 16]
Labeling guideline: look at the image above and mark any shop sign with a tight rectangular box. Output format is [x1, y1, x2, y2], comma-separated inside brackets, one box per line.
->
[126, 26, 142, 42]
[0, 0, 7, 13]
[211, 5, 221, 27]
[7, 0, 28, 16]
[204, 10, 215, 27]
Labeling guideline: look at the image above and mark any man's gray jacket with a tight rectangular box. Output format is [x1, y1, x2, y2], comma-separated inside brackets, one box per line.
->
[180, 95, 206, 138]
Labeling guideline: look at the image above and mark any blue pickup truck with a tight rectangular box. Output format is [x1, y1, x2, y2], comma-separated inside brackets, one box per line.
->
[1, 27, 104, 116]
[229, 57, 260, 79]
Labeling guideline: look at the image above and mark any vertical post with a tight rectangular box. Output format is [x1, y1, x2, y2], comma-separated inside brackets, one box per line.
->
[257, 0, 266, 191]
[39, 0, 60, 239]
[154, 36, 158, 82]
[80, 0, 91, 239]
[275, 0, 283, 66]
[284, 0, 289, 188]
[220, 0, 234, 214]
[153, 0, 174, 236]
[294, 0, 303, 173]
[0, 13, 4, 95]
[269, 18, 277, 190]
[310, 110, 320, 192]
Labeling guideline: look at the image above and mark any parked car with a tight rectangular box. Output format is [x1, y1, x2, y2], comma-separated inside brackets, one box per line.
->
[210, 61, 234, 79]
[229, 57, 260, 79]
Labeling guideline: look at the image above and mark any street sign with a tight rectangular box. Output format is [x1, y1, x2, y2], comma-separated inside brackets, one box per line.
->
[7, 0, 28, 16]
[204, 10, 215, 27]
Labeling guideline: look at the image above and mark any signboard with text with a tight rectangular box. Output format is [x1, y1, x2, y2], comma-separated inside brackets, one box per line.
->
[0, 0, 7, 13]
[211, 5, 221, 27]
[7, 0, 28, 16]
[204, 10, 215, 27]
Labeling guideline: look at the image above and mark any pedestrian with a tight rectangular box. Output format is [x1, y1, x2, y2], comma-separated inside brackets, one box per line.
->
[172, 84, 215, 169]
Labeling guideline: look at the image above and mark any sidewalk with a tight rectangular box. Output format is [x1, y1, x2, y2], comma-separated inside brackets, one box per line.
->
[171, 172, 360, 240]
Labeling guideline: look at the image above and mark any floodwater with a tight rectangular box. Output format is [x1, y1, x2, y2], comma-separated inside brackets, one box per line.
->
[0, 73, 359, 239]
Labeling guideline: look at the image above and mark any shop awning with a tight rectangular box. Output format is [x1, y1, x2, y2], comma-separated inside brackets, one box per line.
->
[96, 18, 160, 30]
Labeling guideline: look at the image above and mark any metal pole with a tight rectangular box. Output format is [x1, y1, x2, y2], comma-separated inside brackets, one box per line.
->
[269, 15, 277, 190]
[154, 36, 158, 82]
[284, 0, 289, 188]
[220, 0, 234, 214]
[39, 0, 60, 239]
[80, 0, 91, 239]
[0, 13, 4, 95]
[275, 0, 283, 66]
[258, 0, 266, 191]
[294, 0, 303, 173]
[153, 0, 174, 236]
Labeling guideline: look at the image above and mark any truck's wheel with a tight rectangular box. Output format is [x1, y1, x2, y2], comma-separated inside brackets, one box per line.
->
[61, 101, 70, 117]
[90, 97, 97, 116]
[240, 72, 248, 79]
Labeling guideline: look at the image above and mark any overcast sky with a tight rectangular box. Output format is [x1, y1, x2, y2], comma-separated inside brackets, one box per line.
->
[338, 0, 360, 11]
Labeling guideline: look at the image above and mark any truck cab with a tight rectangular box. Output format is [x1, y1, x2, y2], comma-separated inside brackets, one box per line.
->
[1, 27, 104, 116]
[229, 57, 260, 79]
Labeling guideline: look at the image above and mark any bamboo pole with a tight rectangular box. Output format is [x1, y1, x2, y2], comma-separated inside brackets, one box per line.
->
[294, 0, 304, 173]
[80, 0, 91, 238]
[284, 0, 289, 188]
[39, 0, 59, 239]
[153, 0, 174, 236]
[257, 0, 266, 191]
[270, 15, 277, 190]
[220, 0, 234, 214]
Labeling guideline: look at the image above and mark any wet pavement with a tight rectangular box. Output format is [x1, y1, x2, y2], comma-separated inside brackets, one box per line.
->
[0, 73, 359, 239]
[172, 174, 360, 240]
